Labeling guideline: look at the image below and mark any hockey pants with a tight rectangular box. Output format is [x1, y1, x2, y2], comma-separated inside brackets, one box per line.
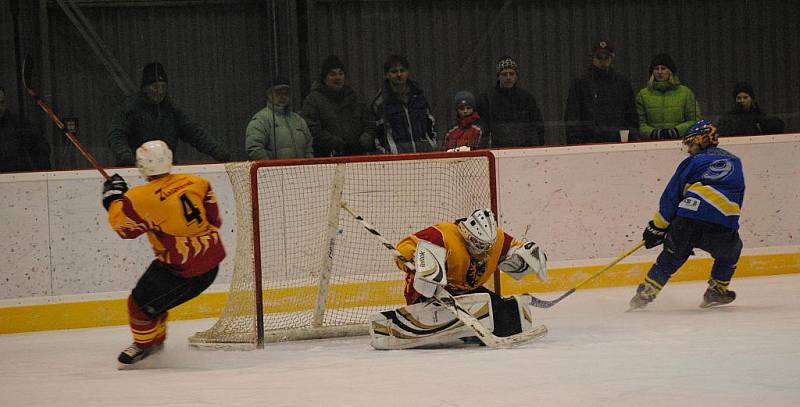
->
[646, 216, 742, 289]
[128, 261, 218, 347]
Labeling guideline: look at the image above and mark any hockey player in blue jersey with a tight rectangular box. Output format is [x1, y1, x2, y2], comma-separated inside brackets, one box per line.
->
[629, 119, 745, 310]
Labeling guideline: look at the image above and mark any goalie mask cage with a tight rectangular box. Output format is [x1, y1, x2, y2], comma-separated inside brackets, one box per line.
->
[189, 151, 497, 348]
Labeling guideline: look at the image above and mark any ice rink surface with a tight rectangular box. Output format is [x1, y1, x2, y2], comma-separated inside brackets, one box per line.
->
[2, 274, 799, 407]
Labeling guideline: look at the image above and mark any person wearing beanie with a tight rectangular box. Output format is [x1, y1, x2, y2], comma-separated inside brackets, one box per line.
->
[300, 55, 376, 157]
[718, 81, 785, 136]
[635, 53, 700, 140]
[564, 39, 638, 144]
[246, 76, 313, 160]
[444, 90, 483, 151]
[477, 56, 545, 147]
[107, 61, 231, 166]
[371, 54, 437, 153]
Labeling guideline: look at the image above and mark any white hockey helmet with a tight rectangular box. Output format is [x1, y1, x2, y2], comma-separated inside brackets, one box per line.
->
[458, 208, 498, 255]
[136, 140, 173, 177]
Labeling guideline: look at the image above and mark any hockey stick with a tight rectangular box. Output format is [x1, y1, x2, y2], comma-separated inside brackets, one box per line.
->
[22, 55, 111, 180]
[340, 202, 547, 348]
[525, 240, 646, 308]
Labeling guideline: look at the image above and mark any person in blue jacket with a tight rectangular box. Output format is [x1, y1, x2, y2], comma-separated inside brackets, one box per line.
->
[630, 119, 745, 310]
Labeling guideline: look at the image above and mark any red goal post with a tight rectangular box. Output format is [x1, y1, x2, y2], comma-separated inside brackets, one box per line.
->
[189, 151, 498, 348]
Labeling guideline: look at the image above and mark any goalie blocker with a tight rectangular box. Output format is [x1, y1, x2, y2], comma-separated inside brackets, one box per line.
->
[370, 291, 543, 350]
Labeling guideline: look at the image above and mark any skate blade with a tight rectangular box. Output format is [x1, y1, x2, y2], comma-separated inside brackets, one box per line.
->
[699, 300, 731, 309]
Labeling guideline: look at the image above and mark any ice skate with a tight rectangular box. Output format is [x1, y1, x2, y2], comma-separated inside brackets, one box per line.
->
[700, 279, 736, 308]
[117, 342, 164, 369]
[627, 282, 659, 311]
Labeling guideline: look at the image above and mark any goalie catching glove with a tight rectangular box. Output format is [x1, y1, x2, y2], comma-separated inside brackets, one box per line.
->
[498, 241, 548, 281]
[412, 240, 448, 298]
[102, 174, 128, 210]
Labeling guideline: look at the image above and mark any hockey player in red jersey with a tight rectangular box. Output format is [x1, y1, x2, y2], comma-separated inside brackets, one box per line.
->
[370, 209, 549, 349]
[102, 140, 226, 368]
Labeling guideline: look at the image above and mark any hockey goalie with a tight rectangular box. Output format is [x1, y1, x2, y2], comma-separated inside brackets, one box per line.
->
[370, 209, 548, 349]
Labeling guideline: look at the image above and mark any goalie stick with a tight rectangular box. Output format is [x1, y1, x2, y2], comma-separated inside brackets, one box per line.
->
[340, 202, 547, 349]
[525, 240, 645, 308]
[22, 55, 111, 180]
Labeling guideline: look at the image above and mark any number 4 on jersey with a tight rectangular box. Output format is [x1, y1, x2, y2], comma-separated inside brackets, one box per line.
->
[180, 193, 203, 225]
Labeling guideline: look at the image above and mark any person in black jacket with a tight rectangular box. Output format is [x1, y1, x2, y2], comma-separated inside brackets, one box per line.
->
[564, 40, 638, 144]
[477, 56, 545, 148]
[301, 55, 376, 157]
[107, 62, 231, 166]
[718, 82, 785, 137]
[0, 86, 51, 172]
[371, 55, 437, 154]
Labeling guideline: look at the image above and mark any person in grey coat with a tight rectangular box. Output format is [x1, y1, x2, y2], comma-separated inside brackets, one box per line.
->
[245, 77, 313, 160]
[107, 62, 231, 166]
[301, 55, 376, 157]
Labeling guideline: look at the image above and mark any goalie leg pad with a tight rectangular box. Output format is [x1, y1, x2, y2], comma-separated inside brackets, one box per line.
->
[369, 293, 494, 350]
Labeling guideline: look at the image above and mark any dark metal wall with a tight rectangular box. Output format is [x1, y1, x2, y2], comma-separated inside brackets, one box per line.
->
[5, 0, 800, 170]
[43, 0, 289, 167]
[306, 0, 800, 145]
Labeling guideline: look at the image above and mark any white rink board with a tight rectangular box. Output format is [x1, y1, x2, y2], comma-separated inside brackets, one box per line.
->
[0, 166, 237, 301]
[494, 134, 800, 262]
[1, 135, 799, 301]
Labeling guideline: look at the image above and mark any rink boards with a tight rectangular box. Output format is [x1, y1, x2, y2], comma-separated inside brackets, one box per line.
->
[1, 134, 799, 333]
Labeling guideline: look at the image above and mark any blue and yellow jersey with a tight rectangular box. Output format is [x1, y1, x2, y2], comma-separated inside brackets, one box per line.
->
[653, 147, 745, 230]
[395, 223, 519, 292]
[107, 173, 226, 277]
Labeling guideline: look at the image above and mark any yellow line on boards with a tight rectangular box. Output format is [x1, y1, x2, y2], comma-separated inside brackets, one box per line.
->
[1, 253, 797, 334]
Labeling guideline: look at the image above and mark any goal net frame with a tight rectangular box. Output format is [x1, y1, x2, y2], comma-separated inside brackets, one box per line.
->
[189, 151, 498, 349]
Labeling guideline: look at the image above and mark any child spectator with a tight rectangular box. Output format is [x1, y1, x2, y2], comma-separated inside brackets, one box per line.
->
[444, 91, 482, 151]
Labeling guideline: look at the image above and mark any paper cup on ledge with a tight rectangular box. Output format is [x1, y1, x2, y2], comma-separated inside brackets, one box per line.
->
[619, 129, 630, 142]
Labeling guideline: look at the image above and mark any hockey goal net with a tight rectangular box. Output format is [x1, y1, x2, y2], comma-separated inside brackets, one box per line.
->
[189, 151, 497, 348]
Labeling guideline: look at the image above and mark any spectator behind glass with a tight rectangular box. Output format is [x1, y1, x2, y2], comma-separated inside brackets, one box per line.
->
[300, 55, 376, 157]
[0, 86, 51, 172]
[476, 56, 545, 148]
[444, 90, 483, 151]
[245, 77, 313, 160]
[107, 62, 231, 166]
[564, 40, 638, 144]
[371, 54, 437, 154]
[635, 53, 700, 140]
[718, 82, 785, 136]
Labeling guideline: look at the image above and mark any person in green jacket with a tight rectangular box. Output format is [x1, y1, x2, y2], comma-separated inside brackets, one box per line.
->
[635, 53, 700, 140]
[246, 77, 314, 160]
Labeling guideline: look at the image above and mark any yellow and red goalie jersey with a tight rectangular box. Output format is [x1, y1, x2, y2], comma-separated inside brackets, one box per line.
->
[395, 223, 519, 293]
[107, 173, 226, 277]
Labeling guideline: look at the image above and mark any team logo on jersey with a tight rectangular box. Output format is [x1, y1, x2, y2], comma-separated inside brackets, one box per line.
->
[465, 261, 488, 287]
[679, 197, 701, 211]
[702, 159, 733, 182]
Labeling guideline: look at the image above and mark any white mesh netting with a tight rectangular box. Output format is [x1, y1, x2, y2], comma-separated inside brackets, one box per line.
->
[189, 153, 494, 346]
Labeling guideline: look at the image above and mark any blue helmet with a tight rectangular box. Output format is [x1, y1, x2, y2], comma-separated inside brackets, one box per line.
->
[683, 119, 719, 149]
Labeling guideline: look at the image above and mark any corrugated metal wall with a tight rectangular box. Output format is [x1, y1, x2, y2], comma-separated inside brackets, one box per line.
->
[5, 0, 799, 170]
[44, 0, 290, 167]
[306, 0, 800, 145]
[1, 0, 37, 120]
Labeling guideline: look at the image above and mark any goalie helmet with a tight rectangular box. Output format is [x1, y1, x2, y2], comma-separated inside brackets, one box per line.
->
[457, 208, 498, 256]
[683, 119, 719, 150]
[136, 140, 173, 177]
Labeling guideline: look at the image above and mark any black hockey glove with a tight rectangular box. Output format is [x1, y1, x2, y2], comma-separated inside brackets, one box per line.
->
[643, 221, 668, 249]
[102, 173, 128, 210]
